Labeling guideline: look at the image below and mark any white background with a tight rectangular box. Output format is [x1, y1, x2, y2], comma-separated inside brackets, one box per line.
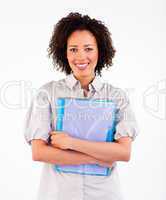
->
[0, 0, 166, 200]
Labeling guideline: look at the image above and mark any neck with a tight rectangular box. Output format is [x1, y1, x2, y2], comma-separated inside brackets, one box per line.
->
[73, 74, 95, 90]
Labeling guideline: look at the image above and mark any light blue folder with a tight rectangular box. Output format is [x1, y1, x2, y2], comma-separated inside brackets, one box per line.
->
[53, 97, 116, 176]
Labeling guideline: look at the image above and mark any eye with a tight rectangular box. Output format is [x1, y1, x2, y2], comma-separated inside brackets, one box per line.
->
[69, 48, 77, 53]
[85, 48, 93, 52]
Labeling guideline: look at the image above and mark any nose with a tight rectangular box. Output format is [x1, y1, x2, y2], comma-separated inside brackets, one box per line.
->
[76, 49, 87, 60]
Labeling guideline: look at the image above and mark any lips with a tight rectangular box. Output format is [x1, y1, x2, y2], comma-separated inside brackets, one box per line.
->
[75, 63, 89, 70]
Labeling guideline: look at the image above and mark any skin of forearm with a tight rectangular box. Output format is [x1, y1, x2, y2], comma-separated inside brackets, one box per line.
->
[70, 138, 131, 162]
[32, 142, 113, 166]
[33, 144, 95, 165]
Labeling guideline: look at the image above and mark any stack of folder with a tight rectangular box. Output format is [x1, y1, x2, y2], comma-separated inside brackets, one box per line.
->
[53, 97, 117, 176]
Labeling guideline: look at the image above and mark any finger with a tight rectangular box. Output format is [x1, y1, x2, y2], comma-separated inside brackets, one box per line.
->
[50, 131, 63, 135]
[97, 161, 112, 167]
[49, 131, 57, 135]
[50, 134, 62, 142]
[50, 135, 57, 142]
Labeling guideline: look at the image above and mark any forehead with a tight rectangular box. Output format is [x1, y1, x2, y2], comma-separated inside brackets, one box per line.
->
[67, 30, 97, 46]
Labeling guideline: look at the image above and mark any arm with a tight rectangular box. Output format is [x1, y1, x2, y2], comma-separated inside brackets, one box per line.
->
[31, 139, 114, 167]
[50, 132, 132, 163]
[70, 136, 132, 162]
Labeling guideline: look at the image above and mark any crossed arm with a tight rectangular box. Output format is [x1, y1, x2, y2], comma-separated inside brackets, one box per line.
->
[31, 131, 132, 167]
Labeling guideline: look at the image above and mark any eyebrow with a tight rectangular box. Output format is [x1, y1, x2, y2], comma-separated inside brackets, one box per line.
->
[68, 44, 94, 47]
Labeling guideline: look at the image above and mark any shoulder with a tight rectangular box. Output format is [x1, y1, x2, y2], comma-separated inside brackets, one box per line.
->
[38, 78, 66, 91]
[39, 77, 67, 92]
[102, 81, 128, 99]
[101, 81, 129, 107]
[36, 77, 68, 100]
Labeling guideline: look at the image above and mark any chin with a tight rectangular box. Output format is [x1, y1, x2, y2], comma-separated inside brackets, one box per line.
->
[77, 71, 91, 76]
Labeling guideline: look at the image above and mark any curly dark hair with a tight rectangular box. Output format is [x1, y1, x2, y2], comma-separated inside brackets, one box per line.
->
[47, 12, 116, 76]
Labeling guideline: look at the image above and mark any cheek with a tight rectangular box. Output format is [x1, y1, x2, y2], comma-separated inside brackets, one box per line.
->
[90, 53, 98, 63]
[67, 52, 75, 62]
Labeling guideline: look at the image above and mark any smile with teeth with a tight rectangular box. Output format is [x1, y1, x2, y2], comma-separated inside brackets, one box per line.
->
[75, 63, 89, 70]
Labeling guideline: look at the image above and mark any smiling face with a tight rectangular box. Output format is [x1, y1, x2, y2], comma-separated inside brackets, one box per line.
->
[67, 30, 99, 83]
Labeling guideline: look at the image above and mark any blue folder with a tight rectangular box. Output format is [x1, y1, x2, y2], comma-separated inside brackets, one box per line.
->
[53, 97, 117, 176]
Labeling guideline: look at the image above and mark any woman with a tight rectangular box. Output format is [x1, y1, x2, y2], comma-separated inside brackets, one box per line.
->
[24, 12, 138, 200]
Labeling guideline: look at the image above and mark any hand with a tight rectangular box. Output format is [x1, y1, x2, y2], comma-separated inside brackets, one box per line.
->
[97, 160, 114, 168]
[49, 131, 73, 150]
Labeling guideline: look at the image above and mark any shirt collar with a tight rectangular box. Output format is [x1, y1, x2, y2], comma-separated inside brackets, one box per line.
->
[65, 73, 103, 92]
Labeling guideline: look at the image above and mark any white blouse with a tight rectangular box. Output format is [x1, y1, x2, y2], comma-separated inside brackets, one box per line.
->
[24, 73, 139, 200]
